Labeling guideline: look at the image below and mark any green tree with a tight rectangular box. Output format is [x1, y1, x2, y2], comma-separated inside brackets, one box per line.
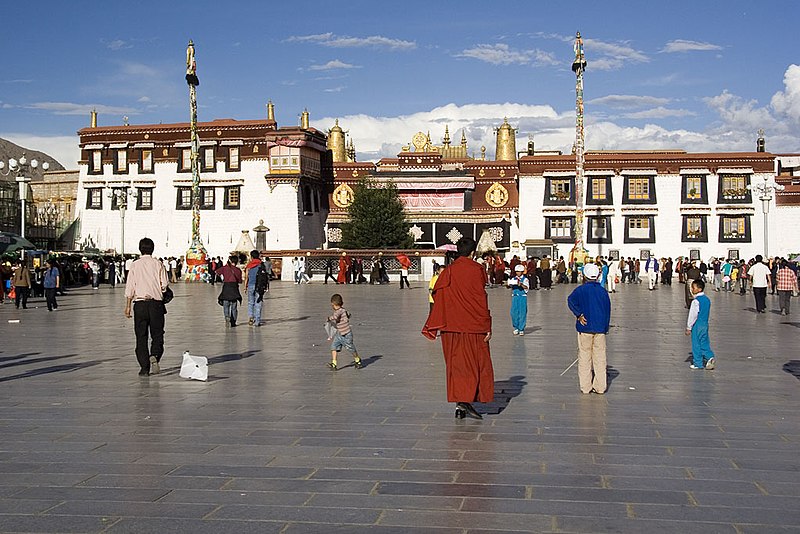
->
[340, 178, 412, 249]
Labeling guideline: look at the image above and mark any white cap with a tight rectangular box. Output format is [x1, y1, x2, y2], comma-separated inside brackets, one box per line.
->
[582, 263, 600, 280]
[514, 264, 525, 272]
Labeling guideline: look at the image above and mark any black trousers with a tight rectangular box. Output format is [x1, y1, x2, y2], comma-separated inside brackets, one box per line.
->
[133, 300, 166, 372]
[753, 287, 767, 313]
[14, 286, 29, 308]
[44, 288, 58, 310]
[400, 275, 410, 289]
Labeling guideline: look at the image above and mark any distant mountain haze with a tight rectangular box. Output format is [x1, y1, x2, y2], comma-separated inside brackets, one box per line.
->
[0, 137, 65, 179]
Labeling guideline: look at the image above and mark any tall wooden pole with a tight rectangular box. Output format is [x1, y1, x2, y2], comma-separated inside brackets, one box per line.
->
[184, 40, 209, 281]
[570, 31, 588, 266]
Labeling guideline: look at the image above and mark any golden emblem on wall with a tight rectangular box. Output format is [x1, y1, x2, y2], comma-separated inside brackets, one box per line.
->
[485, 182, 509, 208]
[412, 132, 427, 151]
[332, 183, 355, 208]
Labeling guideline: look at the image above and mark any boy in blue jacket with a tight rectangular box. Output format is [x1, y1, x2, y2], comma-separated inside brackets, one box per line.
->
[686, 278, 715, 370]
[567, 263, 612, 394]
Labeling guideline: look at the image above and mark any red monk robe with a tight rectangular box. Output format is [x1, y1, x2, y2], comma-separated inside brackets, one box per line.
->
[337, 255, 348, 284]
[422, 256, 494, 403]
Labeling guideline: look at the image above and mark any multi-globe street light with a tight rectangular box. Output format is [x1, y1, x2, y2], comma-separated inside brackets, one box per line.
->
[107, 187, 136, 260]
[747, 174, 785, 258]
[0, 154, 49, 257]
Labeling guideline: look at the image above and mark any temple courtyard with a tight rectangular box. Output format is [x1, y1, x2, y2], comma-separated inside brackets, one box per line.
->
[0, 278, 798, 533]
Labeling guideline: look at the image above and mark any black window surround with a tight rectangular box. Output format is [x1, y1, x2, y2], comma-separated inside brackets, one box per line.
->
[623, 215, 656, 243]
[201, 147, 216, 173]
[586, 215, 613, 244]
[86, 188, 103, 210]
[681, 214, 708, 243]
[223, 186, 240, 210]
[137, 188, 153, 210]
[178, 149, 192, 173]
[139, 149, 155, 174]
[717, 174, 752, 204]
[681, 174, 708, 204]
[718, 214, 751, 243]
[113, 149, 128, 174]
[543, 177, 575, 206]
[88, 150, 103, 175]
[110, 188, 128, 211]
[544, 216, 576, 243]
[226, 146, 241, 172]
[176, 187, 192, 210]
[586, 176, 614, 206]
[200, 186, 215, 210]
[622, 176, 657, 205]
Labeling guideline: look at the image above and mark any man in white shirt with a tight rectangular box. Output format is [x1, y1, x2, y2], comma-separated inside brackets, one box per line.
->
[748, 255, 771, 314]
[645, 256, 659, 290]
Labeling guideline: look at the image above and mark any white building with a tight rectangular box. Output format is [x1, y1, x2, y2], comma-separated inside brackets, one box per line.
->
[75, 108, 330, 258]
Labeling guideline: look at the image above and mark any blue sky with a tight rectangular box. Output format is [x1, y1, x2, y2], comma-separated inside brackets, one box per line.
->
[2, 0, 799, 167]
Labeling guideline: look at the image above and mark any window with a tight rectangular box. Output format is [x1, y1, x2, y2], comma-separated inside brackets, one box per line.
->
[110, 188, 128, 210]
[587, 216, 612, 244]
[550, 179, 571, 200]
[587, 176, 613, 205]
[302, 185, 313, 214]
[89, 150, 103, 174]
[543, 177, 574, 205]
[202, 147, 215, 172]
[86, 188, 102, 209]
[719, 175, 751, 203]
[224, 186, 240, 209]
[591, 179, 606, 200]
[545, 217, 574, 242]
[685, 176, 702, 199]
[624, 215, 656, 243]
[682, 215, 707, 242]
[180, 149, 192, 171]
[137, 188, 153, 210]
[114, 150, 128, 174]
[200, 187, 215, 209]
[140, 149, 153, 173]
[176, 187, 192, 209]
[227, 147, 240, 171]
[719, 215, 750, 242]
[628, 178, 649, 200]
[270, 146, 300, 172]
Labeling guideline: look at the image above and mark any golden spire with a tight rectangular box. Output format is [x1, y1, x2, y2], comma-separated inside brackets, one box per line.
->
[90, 109, 97, 128]
[267, 100, 275, 121]
[327, 119, 347, 162]
[495, 117, 518, 160]
[443, 125, 451, 146]
[300, 108, 310, 129]
[461, 128, 467, 146]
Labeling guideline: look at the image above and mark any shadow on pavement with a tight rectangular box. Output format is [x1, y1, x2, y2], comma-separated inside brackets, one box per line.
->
[0, 352, 42, 363]
[261, 316, 310, 324]
[0, 359, 110, 383]
[607, 365, 620, 390]
[781, 322, 800, 328]
[485, 375, 527, 415]
[207, 350, 260, 365]
[0, 354, 79, 371]
[782, 361, 800, 380]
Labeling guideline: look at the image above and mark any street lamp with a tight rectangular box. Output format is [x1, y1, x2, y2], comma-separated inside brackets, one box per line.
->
[107, 187, 136, 259]
[747, 174, 785, 258]
[0, 154, 49, 257]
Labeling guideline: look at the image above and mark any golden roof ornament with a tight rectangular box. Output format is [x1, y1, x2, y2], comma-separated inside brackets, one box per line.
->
[494, 117, 518, 161]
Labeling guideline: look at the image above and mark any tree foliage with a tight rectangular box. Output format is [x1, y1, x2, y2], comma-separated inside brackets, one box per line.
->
[340, 178, 412, 249]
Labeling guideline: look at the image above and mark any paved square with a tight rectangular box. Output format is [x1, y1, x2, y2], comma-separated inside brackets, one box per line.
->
[1, 278, 798, 533]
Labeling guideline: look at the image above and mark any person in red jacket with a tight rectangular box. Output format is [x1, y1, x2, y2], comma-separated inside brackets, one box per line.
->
[423, 237, 493, 420]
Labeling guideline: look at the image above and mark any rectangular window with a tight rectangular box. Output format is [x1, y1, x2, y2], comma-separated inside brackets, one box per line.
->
[176, 187, 192, 209]
[593, 218, 607, 238]
[722, 216, 745, 237]
[682, 215, 708, 242]
[200, 187, 215, 209]
[628, 178, 650, 200]
[180, 149, 192, 171]
[86, 188, 102, 209]
[140, 149, 153, 173]
[685, 176, 702, 199]
[228, 147, 240, 170]
[587, 216, 613, 244]
[115, 150, 128, 174]
[137, 188, 153, 210]
[628, 217, 650, 239]
[591, 178, 606, 200]
[550, 179, 571, 200]
[721, 175, 748, 200]
[224, 186, 240, 209]
[110, 188, 128, 210]
[90, 150, 103, 174]
[551, 218, 571, 237]
[203, 147, 215, 171]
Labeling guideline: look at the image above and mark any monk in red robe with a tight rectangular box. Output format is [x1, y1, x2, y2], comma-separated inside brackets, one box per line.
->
[337, 253, 348, 284]
[423, 237, 493, 420]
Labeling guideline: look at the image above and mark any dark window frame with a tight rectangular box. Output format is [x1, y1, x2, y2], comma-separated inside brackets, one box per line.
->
[543, 176, 575, 206]
[176, 187, 192, 210]
[178, 148, 192, 173]
[623, 215, 656, 243]
[681, 214, 708, 242]
[113, 149, 128, 174]
[718, 214, 752, 243]
[88, 150, 103, 175]
[586, 176, 614, 206]
[681, 174, 708, 204]
[202, 146, 216, 173]
[109, 188, 129, 211]
[137, 188, 153, 210]
[200, 186, 215, 210]
[544, 216, 576, 243]
[622, 175, 657, 205]
[223, 186, 240, 210]
[717, 174, 752, 204]
[226, 146, 241, 172]
[586, 215, 613, 244]
[86, 188, 103, 210]
[139, 149, 154, 174]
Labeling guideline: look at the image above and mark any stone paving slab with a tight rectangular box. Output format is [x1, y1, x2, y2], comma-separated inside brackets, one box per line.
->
[0, 279, 798, 532]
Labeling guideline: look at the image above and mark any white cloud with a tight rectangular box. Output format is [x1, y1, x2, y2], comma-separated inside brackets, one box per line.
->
[137, 96, 151, 103]
[0, 134, 80, 169]
[287, 33, 415, 50]
[1, 79, 33, 84]
[661, 40, 723, 53]
[26, 102, 138, 116]
[770, 64, 800, 123]
[324, 86, 346, 93]
[588, 95, 671, 109]
[107, 39, 132, 51]
[623, 107, 695, 119]
[457, 44, 558, 66]
[308, 59, 360, 71]
[583, 38, 649, 71]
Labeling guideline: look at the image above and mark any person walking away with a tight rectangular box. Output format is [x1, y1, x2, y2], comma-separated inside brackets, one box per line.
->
[423, 237, 493, 420]
[324, 258, 336, 284]
[776, 260, 798, 315]
[89, 259, 100, 289]
[567, 263, 611, 394]
[721, 260, 733, 292]
[685, 261, 702, 309]
[244, 250, 266, 327]
[527, 257, 539, 290]
[622, 258, 631, 284]
[607, 258, 619, 293]
[508, 264, 530, 335]
[217, 255, 243, 327]
[749, 255, 771, 314]
[336, 253, 348, 284]
[399, 254, 411, 289]
[108, 259, 117, 288]
[686, 279, 715, 370]
[539, 255, 552, 290]
[738, 260, 749, 295]
[712, 258, 722, 291]
[124, 238, 169, 376]
[298, 256, 311, 284]
[429, 263, 443, 313]
[645, 256, 659, 290]
[664, 257, 673, 286]
[634, 258, 642, 283]
[327, 293, 362, 370]
[43, 259, 60, 311]
[11, 260, 31, 309]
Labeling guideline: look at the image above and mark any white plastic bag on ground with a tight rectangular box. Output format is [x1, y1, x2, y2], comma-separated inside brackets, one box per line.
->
[179, 351, 208, 381]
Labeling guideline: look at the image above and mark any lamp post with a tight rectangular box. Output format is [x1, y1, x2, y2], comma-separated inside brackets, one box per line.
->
[0, 154, 49, 258]
[107, 187, 135, 259]
[747, 174, 784, 258]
